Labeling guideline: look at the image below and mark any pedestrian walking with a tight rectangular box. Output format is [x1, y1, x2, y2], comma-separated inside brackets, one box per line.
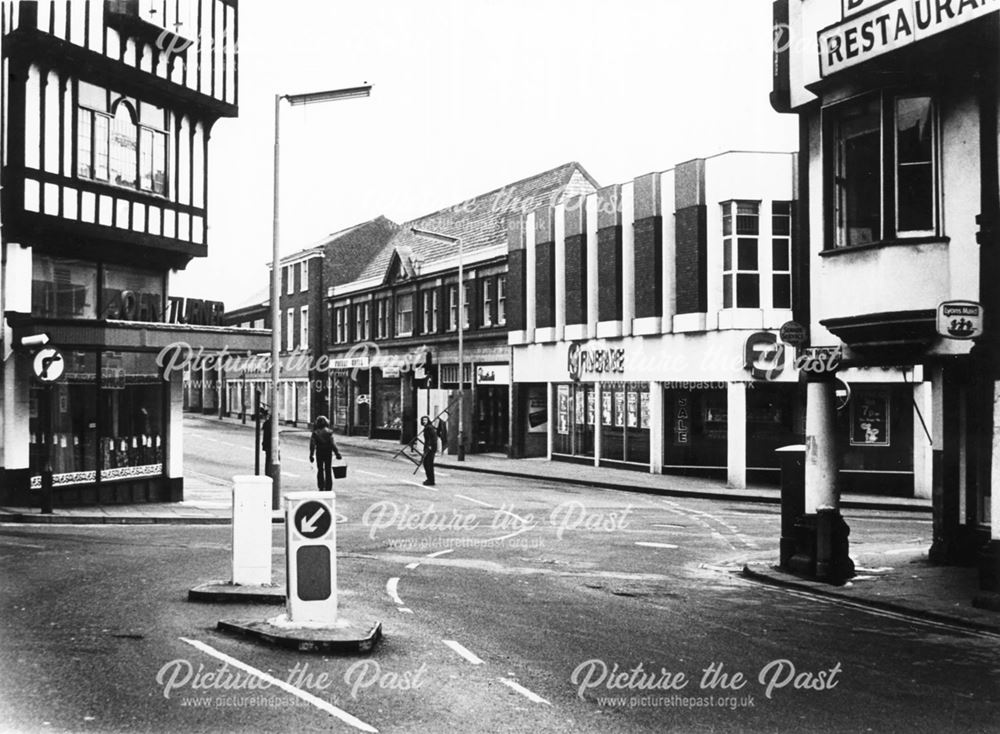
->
[420, 415, 437, 486]
[436, 416, 448, 454]
[309, 415, 341, 491]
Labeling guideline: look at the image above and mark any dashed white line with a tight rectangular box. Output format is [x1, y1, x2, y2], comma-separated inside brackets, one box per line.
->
[455, 494, 494, 508]
[442, 639, 485, 665]
[358, 470, 388, 478]
[426, 549, 453, 559]
[498, 678, 551, 705]
[398, 608, 413, 614]
[405, 562, 420, 570]
[281, 472, 300, 479]
[635, 542, 680, 550]
[386, 577, 404, 606]
[180, 637, 378, 732]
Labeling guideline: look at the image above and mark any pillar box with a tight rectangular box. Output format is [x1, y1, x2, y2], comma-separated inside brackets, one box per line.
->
[231, 475, 273, 586]
[776, 445, 805, 568]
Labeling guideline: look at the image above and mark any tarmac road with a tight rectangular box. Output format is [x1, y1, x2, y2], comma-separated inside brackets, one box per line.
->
[0, 418, 996, 733]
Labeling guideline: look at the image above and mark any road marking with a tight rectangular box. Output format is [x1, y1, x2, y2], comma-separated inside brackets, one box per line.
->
[652, 523, 688, 529]
[498, 678, 550, 705]
[490, 526, 532, 543]
[442, 639, 484, 665]
[179, 637, 378, 732]
[635, 541, 680, 550]
[405, 562, 420, 570]
[883, 548, 924, 556]
[398, 607, 413, 614]
[284, 456, 310, 464]
[402, 479, 437, 491]
[455, 494, 494, 508]
[281, 472, 300, 479]
[435, 471, 451, 477]
[386, 577, 404, 606]
[358, 470, 388, 478]
[220, 441, 251, 450]
[426, 549, 453, 559]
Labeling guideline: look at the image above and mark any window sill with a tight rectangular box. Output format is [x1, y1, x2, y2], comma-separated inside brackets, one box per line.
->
[820, 236, 950, 257]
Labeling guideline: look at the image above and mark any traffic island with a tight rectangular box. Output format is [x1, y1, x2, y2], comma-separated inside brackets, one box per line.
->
[188, 581, 285, 604]
[217, 615, 382, 654]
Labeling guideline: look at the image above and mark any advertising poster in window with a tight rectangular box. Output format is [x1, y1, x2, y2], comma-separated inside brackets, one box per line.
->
[527, 388, 548, 433]
[626, 391, 638, 428]
[587, 391, 596, 426]
[640, 391, 650, 430]
[614, 390, 625, 428]
[674, 397, 691, 446]
[575, 390, 585, 426]
[850, 391, 890, 446]
[557, 385, 570, 435]
[602, 391, 612, 426]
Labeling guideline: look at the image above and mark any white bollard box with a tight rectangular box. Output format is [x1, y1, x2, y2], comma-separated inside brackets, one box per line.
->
[231, 475, 273, 586]
[284, 491, 338, 625]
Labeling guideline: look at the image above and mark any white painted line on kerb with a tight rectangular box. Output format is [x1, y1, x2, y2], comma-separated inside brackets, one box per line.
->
[426, 549, 453, 559]
[179, 637, 378, 733]
[405, 562, 420, 570]
[441, 639, 485, 665]
[635, 542, 679, 550]
[498, 678, 551, 705]
[402, 479, 437, 491]
[454, 494, 494, 508]
[386, 577, 404, 606]
[358, 470, 388, 478]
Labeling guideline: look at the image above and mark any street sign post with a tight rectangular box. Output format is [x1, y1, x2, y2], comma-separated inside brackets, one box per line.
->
[32, 346, 64, 514]
[284, 491, 337, 624]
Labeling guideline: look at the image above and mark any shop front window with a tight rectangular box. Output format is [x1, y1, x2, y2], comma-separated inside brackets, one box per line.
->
[33, 255, 98, 319]
[100, 352, 165, 479]
[374, 374, 402, 431]
[100, 265, 165, 321]
[554, 383, 595, 458]
[29, 351, 99, 487]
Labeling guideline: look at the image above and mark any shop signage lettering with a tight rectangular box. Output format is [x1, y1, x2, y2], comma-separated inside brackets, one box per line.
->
[674, 397, 690, 446]
[103, 290, 164, 322]
[167, 297, 226, 326]
[476, 365, 510, 385]
[567, 341, 626, 381]
[819, 0, 1000, 77]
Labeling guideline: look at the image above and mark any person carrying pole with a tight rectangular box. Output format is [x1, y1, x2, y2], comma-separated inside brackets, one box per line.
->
[420, 415, 437, 486]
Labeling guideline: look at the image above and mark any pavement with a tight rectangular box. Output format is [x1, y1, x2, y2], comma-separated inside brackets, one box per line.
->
[3, 412, 997, 635]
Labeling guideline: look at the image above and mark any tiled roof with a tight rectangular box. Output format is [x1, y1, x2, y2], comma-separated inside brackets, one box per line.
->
[356, 162, 598, 282]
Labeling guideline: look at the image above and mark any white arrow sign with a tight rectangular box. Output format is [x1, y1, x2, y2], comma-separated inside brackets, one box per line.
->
[300, 507, 325, 535]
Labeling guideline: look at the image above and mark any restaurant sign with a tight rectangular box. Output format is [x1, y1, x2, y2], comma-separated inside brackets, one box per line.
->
[819, 0, 999, 77]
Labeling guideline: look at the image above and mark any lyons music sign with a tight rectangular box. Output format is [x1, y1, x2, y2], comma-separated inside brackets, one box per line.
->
[819, 0, 998, 77]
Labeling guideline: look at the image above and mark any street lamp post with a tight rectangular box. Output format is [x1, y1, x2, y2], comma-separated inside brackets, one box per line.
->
[411, 228, 465, 461]
[270, 84, 371, 508]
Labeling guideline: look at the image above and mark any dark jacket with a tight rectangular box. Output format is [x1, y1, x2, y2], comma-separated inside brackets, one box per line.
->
[310, 427, 341, 460]
[422, 422, 438, 454]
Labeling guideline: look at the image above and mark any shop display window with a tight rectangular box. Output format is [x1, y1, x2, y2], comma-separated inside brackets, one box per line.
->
[100, 352, 165, 479]
[374, 375, 401, 431]
[32, 255, 98, 319]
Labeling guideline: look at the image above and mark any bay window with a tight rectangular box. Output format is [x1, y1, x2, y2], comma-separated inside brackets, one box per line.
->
[722, 201, 761, 309]
[829, 92, 938, 248]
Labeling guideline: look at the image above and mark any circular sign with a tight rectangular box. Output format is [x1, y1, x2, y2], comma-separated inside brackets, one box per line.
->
[294, 500, 332, 540]
[779, 321, 808, 347]
[32, 347, 65, 383]
[356, 394, 370, 405]
[834, 378, 851, 411]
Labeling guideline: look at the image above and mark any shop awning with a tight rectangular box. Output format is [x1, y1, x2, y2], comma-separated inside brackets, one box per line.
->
[6, 314, 272, 354]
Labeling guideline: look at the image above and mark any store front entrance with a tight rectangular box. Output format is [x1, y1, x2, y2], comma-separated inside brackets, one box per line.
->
[475, 386, 508, 452]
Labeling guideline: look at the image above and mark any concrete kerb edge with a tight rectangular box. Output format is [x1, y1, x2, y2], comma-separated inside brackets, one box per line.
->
[215, 618, 383, 654]
[433, 462, 932, 513]
[741, 564, 1000, 635]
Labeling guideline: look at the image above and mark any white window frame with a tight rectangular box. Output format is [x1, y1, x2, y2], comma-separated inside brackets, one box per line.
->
[721, 200, 762, 310]
[300, 306, 309, 349]
[396, 293, 414, 337]
[285, 266, 293, 296]
[447, 285, 458, 332]
[286, 308, 295, 351]
[481, 278, 493, 328]
[300, 259, 309, 292]
[497, 275, 506, 326]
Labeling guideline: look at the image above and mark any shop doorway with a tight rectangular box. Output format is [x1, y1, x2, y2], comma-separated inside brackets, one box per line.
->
[475, 386, 508, 452]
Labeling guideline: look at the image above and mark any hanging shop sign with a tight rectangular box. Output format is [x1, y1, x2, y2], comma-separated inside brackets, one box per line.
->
[936, 301, 983, 340]
[744, 332, 786, 380]
[818, 0, 1000, 78]
[331, 356, 370, 370]
[567, 341, 626, 381]
[779, 321, 808, 347]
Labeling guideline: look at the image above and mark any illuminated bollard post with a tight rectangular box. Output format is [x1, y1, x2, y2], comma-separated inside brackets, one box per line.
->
[284, 491, 337, 625]
[231, 475, 273, 586]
